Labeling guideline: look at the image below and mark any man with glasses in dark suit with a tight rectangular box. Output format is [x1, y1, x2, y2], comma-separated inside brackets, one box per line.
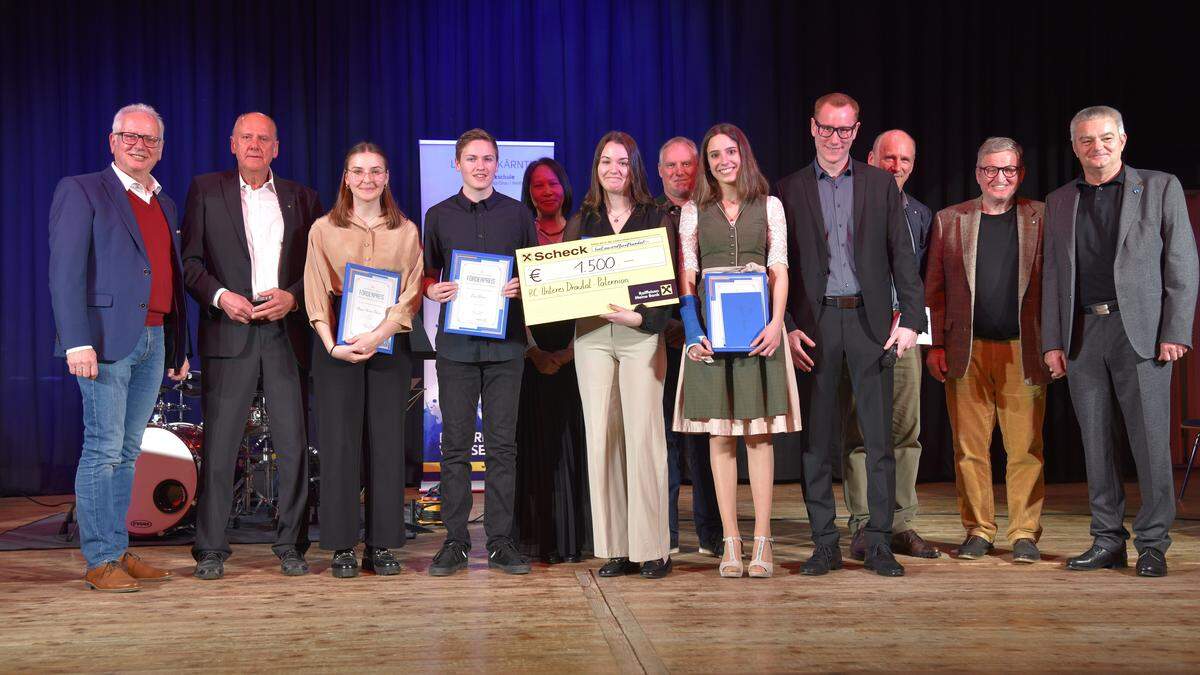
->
[775, 92, 926, 577]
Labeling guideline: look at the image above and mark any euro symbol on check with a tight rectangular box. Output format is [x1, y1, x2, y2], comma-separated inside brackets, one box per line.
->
[529, 268, 541, 283]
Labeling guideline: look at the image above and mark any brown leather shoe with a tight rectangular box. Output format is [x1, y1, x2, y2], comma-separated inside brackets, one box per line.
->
[891, 529, 940, 559]
[120, 551, 172, 581]
[84, 561, 140, 592]
[849, 528, 867, 561]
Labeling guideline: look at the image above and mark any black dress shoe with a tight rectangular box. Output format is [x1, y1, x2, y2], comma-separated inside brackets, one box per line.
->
[429, 540, 470, 577]
[1136, 548, 1167, 577]
[597, 557, 641, 577]
[1011, 539, 1040, 564]
[864, 543, 905, 577]
[849, 529, 867, 561]
[641, 557, 672, 579]
[800, 544, 843, 576]
[543, 552, 564, 565]
[331, 549, 359, 578]
[955, 535, 994, 560]
[193, 551, 224, 580]
[363, 546, 402, 575]
[488, 540, 532, 575]
[564, 553, 581, 564]
[698, 539, 724, 558]
[278, 547, 309, 576]
[1066, 544, 1127, 571]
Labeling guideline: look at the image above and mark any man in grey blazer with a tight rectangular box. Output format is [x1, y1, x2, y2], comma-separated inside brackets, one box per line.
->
[1042, 105, 1198, 577]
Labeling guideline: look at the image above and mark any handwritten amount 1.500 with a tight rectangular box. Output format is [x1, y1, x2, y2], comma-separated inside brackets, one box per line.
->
[573, 256, 616, 274]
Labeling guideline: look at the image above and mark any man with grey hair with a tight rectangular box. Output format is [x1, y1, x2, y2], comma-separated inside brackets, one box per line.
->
[841, 129, 937, 561]
[49, 103, 191, 591]
[926, 136, 1052, 563]
[182, 112, 323, 580]
[653, 136, 721, 556]
[1043, 106, 1198, 577]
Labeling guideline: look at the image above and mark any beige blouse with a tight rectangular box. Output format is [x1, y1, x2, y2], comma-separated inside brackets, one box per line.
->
[304, 212, 424, 335]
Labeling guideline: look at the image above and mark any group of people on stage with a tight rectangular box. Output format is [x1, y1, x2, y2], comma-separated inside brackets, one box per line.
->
[49, 92, 1197, 592]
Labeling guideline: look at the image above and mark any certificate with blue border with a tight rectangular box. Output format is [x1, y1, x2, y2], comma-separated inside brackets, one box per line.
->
[443, 250, 513, 339]
[337, 263, 402, 355]
[704, 271, 768, 353]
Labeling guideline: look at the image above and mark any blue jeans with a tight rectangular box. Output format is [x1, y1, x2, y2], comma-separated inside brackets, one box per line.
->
[75, 326, 164, 569]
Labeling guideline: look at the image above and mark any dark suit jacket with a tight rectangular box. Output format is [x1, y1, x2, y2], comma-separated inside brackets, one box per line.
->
[48, 167, 189, 368]
[775, 160, 925, 352]
[902, 192, 933, 274]
[1042, 165, 1199, 360]
[926, 197, 1051, 385]
[181, 170, 323, 369]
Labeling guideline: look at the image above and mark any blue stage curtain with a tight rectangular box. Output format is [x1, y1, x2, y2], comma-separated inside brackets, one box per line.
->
[1, 0, 1193, 494]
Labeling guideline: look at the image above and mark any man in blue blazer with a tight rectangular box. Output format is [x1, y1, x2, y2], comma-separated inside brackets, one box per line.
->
[48, 103, 190, 592]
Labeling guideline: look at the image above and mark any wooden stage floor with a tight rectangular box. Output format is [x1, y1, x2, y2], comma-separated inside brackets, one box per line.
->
[2, 481, 1200, 673]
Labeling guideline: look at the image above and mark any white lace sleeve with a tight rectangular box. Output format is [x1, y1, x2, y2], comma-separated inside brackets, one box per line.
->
[766, 196, 788, 268]
[679, 201, 700, 272]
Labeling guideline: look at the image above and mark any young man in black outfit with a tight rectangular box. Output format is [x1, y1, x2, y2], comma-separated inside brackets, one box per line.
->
[423, 129, 538, 576]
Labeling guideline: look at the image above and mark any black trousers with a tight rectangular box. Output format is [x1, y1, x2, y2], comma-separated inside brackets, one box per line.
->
[800, 306, 896, 547]
[1067, 312, 1175, 554]
[193, 321, 309, 559]
[311, 338, 411, 551]
[436, 355, 523, 549]
[663, 344, 720, 547]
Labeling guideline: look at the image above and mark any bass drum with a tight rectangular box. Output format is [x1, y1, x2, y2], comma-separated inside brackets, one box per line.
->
[127, 423, 203, 536]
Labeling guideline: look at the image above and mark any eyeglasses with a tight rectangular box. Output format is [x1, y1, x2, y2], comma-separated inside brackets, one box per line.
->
[976, 165, 1021, 179]
[346, 167, 387, 181]
[114, 132, 161, 148]
[813, 121, 859, 139]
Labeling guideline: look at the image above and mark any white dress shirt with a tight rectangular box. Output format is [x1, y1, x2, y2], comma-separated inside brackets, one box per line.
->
[213, 172, 286, 307]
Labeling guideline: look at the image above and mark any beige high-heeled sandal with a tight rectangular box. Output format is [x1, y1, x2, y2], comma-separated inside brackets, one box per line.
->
[719, 536, 744, 578]
[748, 536, 774, 578]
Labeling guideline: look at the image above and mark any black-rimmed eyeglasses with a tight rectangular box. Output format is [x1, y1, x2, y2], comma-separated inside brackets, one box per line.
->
[113, 132, 161, 148]
[813, 121, 859, 139]
[976, 165, 1020, 179]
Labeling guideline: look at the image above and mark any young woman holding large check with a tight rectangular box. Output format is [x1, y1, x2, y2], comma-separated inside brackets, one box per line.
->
[674, 123, 802, 579]
[304, 142, 424, 578]
[564, 132, 676, 579]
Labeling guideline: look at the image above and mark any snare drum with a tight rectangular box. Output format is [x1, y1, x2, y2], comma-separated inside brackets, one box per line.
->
[127, 423, 203, 536]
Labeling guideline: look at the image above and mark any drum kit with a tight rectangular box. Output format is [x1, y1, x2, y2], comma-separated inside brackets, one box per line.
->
[126, 370, 319, 537]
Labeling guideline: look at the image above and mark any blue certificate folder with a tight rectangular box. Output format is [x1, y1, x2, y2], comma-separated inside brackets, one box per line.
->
[337, 263, 402, 355]
[443, 249, 513, 339]
[704, 271, 768, 353]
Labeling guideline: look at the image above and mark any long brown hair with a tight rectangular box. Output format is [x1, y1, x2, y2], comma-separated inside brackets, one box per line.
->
[693, 123, 769, 210]
[580, 131, 654, 215]
[328, 141, 408, 229]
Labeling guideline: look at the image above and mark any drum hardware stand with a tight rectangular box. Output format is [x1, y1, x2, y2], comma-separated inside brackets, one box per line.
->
[58, 504, 78, 541]
[230, 392, 279, 526]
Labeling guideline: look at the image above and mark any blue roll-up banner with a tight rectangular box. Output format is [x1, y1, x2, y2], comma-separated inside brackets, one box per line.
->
[418, 140, 554, 491]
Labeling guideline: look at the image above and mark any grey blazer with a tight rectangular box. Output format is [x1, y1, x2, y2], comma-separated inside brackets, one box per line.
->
[1041, 165, 1198, 359]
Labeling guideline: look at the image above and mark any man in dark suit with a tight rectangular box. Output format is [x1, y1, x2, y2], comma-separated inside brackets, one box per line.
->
[49, 103, 190, 592]
[839, 129, 938, 561]
[182, 112, 324, 580]
[775, 93, 925, 577]
[654, 135, 721, 557]
[1042, 105, 1198, 577]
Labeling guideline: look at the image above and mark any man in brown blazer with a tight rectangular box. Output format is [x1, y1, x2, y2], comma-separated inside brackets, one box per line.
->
[925, 137, 1052, 563]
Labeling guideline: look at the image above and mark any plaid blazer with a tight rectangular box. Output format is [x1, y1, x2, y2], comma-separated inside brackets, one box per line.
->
[925, 197, 1052, 385]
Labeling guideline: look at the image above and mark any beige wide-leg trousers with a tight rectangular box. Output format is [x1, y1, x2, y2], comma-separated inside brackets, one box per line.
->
[574, 319, 670, 563]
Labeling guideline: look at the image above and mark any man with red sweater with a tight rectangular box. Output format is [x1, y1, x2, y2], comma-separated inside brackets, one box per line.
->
[49, 103, 191, 592]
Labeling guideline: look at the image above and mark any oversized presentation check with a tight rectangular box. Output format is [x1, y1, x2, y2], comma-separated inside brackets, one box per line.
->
[516, 228, 679, 325]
